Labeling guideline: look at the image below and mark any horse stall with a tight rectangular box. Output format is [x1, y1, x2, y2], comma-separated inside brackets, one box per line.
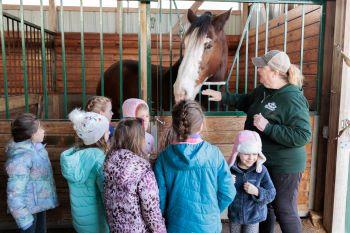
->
[0, 0, 335, 232]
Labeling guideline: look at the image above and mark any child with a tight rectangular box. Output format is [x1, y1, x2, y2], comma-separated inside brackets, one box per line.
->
[154, 100, 236, 233]
[122, 98, 154, 154]
[6, 113, 58, 233]
[60, 109, 110, 233]
[86, 96, 114, 137]
[227, 130, 276, 233]
[104, 118, 166, 233]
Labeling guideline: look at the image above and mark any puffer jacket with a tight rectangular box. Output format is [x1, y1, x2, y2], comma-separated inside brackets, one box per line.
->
[6, 140, 58, 230]
[104, 149, 166, 233]
[60, 147, 109, 233]
[154, 141, 236, 233]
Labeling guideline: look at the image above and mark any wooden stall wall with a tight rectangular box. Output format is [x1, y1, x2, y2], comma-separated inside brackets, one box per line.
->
[229, 5, 321, 111]
[54, 33, 240, 95]
[0, 115, 316, 228]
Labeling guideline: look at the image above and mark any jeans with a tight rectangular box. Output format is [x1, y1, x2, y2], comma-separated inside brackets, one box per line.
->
[259, 172, 302, 233]
[20, 211, 46, 233]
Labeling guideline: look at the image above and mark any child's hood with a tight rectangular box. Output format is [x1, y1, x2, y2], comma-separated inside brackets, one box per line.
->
[122, 98, 148, 117]
[163, 141, 213, 169]
[6, 139, 44, 159]
[60, 147, 103, 183]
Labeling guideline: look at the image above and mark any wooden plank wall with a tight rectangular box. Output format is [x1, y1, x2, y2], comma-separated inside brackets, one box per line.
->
[54, 33, 240, 95]
[0, 115, 315, 228]
[229, 5, 321, 111]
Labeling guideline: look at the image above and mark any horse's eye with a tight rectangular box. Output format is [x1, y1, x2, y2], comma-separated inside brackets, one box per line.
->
[204, 42, 212, 50]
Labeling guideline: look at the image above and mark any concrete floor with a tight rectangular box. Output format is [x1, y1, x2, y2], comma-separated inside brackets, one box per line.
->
[1, 218, 326, 233]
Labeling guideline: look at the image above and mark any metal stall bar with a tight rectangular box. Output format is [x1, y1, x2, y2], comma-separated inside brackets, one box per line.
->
[159, 0, 163, 112]
[19, 0, 29, 112]
[236, 54, 240, 93]
[265, 3, 269, 54]
[316, 2, 326, 113]
[300, 4, 305, 74]
[40, 0, 48, 118]
[254, 3, 259, 88]
[146, 3, 152, 109]
[0, 0, 9, 118]
[59, 0, 68, 117]
[245, 24, 249, 94]
[99, 0, 105, 96]
[80, 0, 86, 108]
[283, 4, 288, 52]
[169, 0, 173, 110]
[119, 1, 124, 111]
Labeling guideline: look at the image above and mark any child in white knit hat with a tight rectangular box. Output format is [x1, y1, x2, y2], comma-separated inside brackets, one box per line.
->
[60, 109, 110, 233]
[227, 130, 276, 233]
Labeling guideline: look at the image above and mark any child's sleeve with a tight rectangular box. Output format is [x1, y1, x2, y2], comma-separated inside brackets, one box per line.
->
[252, 169, 276, 205]
[153, 155, 167, 215]
[217, 151, 236, 212]
[138, 169, 167, 233]
[6, 154, 34, 230]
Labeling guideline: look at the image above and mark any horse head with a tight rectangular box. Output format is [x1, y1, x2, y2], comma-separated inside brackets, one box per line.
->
[173, 9, 231, 103]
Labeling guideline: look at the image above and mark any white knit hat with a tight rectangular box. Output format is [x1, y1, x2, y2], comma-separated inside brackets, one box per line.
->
[228, 130, 266, 173]
[68, 109, 109, 145]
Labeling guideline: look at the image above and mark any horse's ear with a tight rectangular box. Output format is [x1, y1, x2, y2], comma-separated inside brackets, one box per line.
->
[187, 9, 198, 24]
[212, 9, 231, 31]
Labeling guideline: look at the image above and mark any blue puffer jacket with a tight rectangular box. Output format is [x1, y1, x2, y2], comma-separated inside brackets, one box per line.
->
[228, 162, 276, 224]
[154, 141, 236, 233]
[5, 140, 58, 230]
[60, 147, 109, 233]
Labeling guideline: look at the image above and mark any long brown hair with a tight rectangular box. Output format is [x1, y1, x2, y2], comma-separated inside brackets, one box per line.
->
[160, 100, 204, 150]
[75, 137, 109, 154]
[108, 118, 146, 158]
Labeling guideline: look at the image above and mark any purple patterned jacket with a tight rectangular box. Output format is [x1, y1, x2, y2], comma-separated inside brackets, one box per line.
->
[104, 149, 166, 233]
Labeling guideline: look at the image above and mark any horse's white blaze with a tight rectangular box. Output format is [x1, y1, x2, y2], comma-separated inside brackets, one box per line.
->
[174, 29, 210, 103]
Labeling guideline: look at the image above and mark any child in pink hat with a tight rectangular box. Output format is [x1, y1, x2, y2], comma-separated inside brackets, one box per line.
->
[227, 130, 276, 233]
[122, 98, 154, 155]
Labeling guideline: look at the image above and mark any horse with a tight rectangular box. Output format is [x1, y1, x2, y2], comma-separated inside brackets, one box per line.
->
[98, 9, 231, 117]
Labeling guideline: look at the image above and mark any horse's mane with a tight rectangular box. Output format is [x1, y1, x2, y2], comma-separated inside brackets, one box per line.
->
[185, 11, 212, 40]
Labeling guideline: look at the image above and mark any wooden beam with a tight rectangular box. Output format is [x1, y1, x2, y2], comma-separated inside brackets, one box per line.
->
[241, 3, 248, 31]
[171, 1, 203, 35]
[0, 94, 39, 112]
[313, 1, 336, 213]
[48, 0, 57, 31]
[323, 0, 350, 232]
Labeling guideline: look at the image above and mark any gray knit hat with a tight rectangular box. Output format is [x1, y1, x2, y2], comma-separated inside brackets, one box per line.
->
[68, 109, 109, 145]
[252, 50, 291, 74]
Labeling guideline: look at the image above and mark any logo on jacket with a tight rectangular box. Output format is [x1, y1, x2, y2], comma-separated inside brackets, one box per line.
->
[265, 102, 277, 111]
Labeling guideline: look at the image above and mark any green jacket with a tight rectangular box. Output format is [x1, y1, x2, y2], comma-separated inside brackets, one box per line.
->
[222, 84, 312, 173]
[60, 147, 109, 233]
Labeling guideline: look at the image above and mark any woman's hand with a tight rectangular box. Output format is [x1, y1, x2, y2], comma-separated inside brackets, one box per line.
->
[253, 113, 269, 132]
[201, 89, 222, 101]
[244, 182, 259, 196]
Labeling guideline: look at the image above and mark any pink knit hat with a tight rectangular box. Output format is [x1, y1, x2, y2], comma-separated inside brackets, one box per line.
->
[122, 98, 149, 118]
[228, 130, 266, 173]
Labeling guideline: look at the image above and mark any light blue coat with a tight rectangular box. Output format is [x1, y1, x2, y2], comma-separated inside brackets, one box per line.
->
[60, 147, 109, 233]
[154, 141, 236, 233]
[6, 140, 58, 230]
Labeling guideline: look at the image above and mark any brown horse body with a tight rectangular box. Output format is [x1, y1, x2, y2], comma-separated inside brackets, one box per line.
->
[98, 9, 231, 117]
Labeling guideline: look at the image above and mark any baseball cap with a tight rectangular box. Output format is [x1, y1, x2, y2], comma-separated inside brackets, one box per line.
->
[252, 50, 291, 74]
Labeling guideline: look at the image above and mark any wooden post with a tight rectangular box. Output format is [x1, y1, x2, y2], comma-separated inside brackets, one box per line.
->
[241, 3, 248, 32]
[140, 1, 148, 101]
[313, 1, 336, 212]
[323, 0, 350, 232]
[48, 0, 57, 31]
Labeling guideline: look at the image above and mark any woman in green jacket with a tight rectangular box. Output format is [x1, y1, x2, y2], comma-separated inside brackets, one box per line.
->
[203, 50, 311, 233]
[61, 109, 110, 233]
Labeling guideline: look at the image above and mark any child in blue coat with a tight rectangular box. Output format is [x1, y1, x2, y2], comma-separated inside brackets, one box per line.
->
[227, 130, 276, 233]
[154, 100, 236, 233]
[6, 113, 58, 232]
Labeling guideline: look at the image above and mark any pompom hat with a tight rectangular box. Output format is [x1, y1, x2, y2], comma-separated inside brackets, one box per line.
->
[68, 109, 109, 145]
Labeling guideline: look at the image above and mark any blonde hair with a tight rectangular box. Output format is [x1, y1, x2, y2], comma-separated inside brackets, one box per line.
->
[86, 96, 111, 113]
[286, 64, 304, 88]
